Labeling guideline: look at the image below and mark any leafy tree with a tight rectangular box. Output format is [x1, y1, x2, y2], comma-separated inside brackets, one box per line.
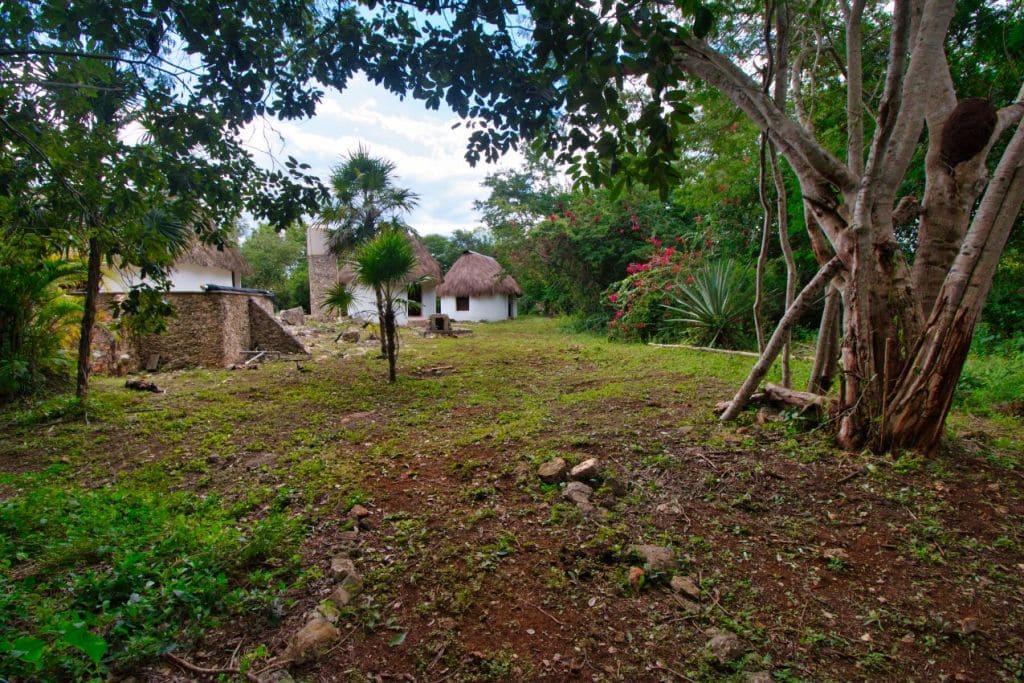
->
[381, 0, 1024, 453]
[240, 223, 310, 311]
[479, 175, 690, 317]
[352, 230, 418, 383]
[421, 229, 494, 271]
[0, 0, 374, 397]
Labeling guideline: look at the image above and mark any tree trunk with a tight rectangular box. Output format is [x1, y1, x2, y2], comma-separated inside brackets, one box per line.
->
[669, 5, 1024, 454]
[721, 256, 843, 421]
[770, 143, 796, 387]
[374, 285, 387, 357]
[881, 119, 1024, 452]
[753, 134, 772, 352]
[76, 236, 102, 399]
[807, 283, 841, 394]
[384, 306, 397, 382]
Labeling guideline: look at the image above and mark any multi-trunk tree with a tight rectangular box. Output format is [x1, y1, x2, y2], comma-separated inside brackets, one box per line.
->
[378, 0, 1023, 453]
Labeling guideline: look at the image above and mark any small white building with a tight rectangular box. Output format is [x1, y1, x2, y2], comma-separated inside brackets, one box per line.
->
[307, 226, 444, 325]
[436, 251, 522, 322]
[102, 240, 250, 293]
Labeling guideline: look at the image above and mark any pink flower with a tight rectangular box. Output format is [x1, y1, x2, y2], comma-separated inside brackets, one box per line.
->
[609, 293, 619, 303]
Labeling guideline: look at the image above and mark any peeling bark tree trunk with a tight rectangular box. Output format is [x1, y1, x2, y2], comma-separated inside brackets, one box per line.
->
[882, 117, 1024, 451]
[674, 0, 1024, 453]
[75, 235, 102, 400]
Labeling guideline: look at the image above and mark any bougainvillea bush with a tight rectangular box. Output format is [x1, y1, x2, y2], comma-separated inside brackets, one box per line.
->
[605, 237, 704, 342]
[606, 237, 756, 348]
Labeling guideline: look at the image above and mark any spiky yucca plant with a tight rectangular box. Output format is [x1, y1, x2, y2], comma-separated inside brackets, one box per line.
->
[663, 259, 754, 349]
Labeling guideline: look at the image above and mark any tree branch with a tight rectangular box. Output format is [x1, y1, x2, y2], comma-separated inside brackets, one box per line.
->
[720, 256, 845, 421]
[671, 38, 858, 195]
[0, 114, 87, 212]
[844, 0, 866, 176]
[879, 0, 958, 195]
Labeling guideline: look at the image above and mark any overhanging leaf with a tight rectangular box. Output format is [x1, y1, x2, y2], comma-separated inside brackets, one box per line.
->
[61, 626, 107, 666]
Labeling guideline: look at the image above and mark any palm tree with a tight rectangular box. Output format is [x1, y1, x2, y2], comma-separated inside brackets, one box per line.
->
[319, 146, 419, 355]
[352, 230, 418, 383]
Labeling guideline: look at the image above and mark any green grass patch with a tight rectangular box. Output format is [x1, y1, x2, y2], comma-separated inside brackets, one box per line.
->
[0, 481, 306, 680]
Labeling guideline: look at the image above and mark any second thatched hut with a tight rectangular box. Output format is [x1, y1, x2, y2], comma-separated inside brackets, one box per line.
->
[436, 250, 522, 322]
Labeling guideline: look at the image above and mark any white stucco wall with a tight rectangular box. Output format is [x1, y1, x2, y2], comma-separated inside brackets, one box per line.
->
[346, 282, 436, 326]
[102, 264, 234, 293]
[440, 294, 516, 322]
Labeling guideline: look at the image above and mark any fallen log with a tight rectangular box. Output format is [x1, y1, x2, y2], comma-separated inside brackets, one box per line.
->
[762, 383, 828, 411]
[125, 378, 163, 393]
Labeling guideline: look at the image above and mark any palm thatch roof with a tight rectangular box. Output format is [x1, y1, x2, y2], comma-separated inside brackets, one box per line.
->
[436, 251, 522, 298]
[179, 239, 253, 276]
[337, 233, 444, 286]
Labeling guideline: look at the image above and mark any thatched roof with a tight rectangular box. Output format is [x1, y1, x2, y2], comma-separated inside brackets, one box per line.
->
[179, 239, 253, 276]
[337, 233, 444, 286]
[436, 251, 522, 298]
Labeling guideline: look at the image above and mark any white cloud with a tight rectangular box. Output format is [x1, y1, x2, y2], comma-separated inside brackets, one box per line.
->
[240, 75, 524, 235]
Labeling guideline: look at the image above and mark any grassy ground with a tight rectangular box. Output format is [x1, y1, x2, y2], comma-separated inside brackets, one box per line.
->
[1, 317, 1023, 682]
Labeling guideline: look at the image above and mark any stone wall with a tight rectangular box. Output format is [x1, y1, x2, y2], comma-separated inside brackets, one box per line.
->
[308, 253, 340, 320]
[93, 291, 307, 372]
[249, 299, 308, 355]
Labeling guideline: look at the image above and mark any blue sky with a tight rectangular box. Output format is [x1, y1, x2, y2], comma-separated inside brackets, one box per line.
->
[241, 75, 526, 236]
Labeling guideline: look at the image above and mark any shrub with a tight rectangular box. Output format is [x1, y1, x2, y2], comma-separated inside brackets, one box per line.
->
[663, 259, 756, 349]
[0, 241, 85, 402]
[606, 238, 707, 342]
[0, 483, 305, 679]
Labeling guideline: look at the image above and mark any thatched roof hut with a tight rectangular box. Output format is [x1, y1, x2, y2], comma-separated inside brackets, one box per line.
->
[179, 240, 253, 276]
[436, 251, 522, 298]
[336, 233, 444, 286]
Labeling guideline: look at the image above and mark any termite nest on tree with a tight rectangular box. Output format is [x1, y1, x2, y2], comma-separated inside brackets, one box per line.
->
[939, 98, 997, 169]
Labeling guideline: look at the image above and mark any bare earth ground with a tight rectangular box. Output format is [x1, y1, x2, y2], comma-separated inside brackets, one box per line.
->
[2, 318, 1023, 682]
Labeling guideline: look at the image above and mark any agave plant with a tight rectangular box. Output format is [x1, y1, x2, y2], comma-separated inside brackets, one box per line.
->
[663, 259, 754, 349]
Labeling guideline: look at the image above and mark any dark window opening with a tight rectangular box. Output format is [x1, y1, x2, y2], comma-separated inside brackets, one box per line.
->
[407, 284, 423, 316]
[456, 296, 470, 311]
